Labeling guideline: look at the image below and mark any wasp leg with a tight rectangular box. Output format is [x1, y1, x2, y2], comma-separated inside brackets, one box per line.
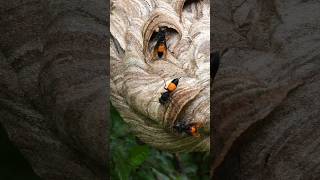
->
[163, 79, 168, 91]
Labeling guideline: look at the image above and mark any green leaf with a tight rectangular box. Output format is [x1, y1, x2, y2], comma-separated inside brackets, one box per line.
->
[132, 168, 155, 180]
[128, 145, 150, 170]
[110, 104, 129, 138]
[113, 150, 131, 180]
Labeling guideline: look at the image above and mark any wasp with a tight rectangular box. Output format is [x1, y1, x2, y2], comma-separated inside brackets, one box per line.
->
[173, 122, 204, 137]
[153, 27, 168, 60]
[159, 77, 181, 105]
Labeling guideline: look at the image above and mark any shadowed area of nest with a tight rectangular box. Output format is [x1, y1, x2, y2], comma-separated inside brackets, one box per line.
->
[110, 0, 210, 152]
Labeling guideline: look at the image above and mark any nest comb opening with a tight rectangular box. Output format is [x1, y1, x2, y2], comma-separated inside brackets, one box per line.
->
[182, 0, 204, 20]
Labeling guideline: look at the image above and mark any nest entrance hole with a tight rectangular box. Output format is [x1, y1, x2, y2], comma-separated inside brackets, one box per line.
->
[148, 27, 180, 59]
[182, 0, 203, 20]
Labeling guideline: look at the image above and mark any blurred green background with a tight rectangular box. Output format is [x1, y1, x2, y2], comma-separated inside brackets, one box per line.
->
[110, 104, 210, 180]
[0, 123, 41, 180]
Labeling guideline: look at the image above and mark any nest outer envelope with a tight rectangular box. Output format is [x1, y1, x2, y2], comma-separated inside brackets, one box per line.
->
[110, 0, 210, 152]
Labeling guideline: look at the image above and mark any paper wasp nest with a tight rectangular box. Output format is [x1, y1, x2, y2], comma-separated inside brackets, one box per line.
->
[110, 0, 210, 152]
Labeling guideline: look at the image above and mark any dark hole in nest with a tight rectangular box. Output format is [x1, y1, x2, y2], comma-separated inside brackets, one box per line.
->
[182, 0, 203, 20]
[183, 0, 201, 12]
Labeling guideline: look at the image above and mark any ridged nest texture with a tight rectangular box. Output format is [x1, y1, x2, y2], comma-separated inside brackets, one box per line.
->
[110, 0, 210, 152]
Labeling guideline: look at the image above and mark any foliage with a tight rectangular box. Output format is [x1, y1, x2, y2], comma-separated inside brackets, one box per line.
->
[110, 104, 210, 180]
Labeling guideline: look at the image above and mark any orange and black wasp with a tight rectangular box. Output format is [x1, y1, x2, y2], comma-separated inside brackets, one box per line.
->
[153, 27, 168, 60]
[159, 77, 181, 105]
[173, 121, 204, 137]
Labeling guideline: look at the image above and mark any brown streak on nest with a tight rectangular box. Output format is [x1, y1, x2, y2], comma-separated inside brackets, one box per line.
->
[163, 86, 202, 128]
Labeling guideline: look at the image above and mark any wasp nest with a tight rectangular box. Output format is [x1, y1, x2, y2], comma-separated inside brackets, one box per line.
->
[110, 0, 210, 152]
